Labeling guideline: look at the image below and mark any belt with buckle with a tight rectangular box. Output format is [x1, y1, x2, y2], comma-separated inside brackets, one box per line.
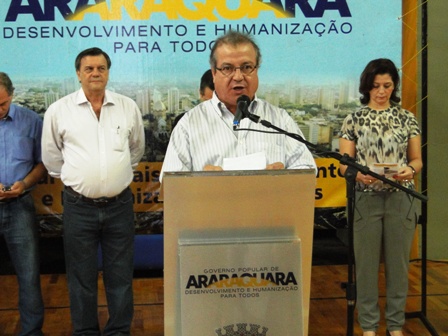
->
[65, 186, 128, 207]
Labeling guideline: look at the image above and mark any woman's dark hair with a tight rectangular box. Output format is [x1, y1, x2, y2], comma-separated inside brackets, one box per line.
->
[359, 58, 401, 105]
[75, 47, 112, 71]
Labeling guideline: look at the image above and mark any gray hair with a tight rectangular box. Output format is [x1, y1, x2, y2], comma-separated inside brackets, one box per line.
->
[0, 72, 15, 96]
[209, 31, 262, 68]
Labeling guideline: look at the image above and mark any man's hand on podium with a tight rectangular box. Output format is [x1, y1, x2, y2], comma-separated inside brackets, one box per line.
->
[266, 162, 285, 170]
[203, 165, 224, 171]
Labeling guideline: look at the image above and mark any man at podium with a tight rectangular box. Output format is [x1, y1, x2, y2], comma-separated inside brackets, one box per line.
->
[161, 31, 316, 178]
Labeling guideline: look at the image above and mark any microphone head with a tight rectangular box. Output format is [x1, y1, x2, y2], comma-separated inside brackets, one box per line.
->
[237, 95, 251, 118]
[237, 95, 251, 104]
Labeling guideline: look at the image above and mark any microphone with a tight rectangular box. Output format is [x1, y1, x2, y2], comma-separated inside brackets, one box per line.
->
[233, 95, 251, 130]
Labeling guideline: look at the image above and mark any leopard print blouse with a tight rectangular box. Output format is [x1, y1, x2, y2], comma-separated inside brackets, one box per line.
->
[340, 104, 421, 191]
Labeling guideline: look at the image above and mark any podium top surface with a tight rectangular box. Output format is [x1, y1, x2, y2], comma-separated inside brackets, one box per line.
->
[163, 168, 316, 179]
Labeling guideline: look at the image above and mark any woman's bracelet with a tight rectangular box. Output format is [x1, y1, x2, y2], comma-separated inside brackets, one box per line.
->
[407, 165, 416, 178]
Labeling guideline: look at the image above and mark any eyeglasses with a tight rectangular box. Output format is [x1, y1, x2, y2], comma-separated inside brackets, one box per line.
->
[215, 64, 258, 76]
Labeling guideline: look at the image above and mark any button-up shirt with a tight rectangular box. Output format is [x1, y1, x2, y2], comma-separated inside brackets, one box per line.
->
[42, 89, 145, 198]
[161, 94, 316, 180]
[0, 104, 43, 187]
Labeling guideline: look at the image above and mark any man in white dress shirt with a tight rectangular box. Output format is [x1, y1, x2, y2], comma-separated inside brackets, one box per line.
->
[42, 47, 145, 336]
[161, 31, 316, 179]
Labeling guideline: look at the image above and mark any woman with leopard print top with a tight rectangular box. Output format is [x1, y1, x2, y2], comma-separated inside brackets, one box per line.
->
[339, 58, 422, 336]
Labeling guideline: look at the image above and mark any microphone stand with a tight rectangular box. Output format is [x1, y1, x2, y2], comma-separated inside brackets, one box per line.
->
[241, 112, 429, 336]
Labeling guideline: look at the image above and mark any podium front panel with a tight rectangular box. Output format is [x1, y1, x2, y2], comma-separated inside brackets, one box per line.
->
[163, 169, 316, 336]
[179, 238, 303, 335]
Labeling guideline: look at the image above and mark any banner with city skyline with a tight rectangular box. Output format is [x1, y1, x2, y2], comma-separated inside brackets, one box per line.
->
[0, 0, 402, 234]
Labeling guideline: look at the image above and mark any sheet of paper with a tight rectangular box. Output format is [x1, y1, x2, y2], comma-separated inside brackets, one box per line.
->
[371, 163, 399, 178]
[222, 152, 267, 171]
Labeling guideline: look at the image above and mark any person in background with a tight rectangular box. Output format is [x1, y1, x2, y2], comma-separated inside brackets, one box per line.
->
[0, 72, 46, 336]
[339, 58, 422, 336]
[161, 30, 316, 178]
[198, 69, 214, 101]
[172, 69, 215, 130]
[41, 47, 145, 336]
